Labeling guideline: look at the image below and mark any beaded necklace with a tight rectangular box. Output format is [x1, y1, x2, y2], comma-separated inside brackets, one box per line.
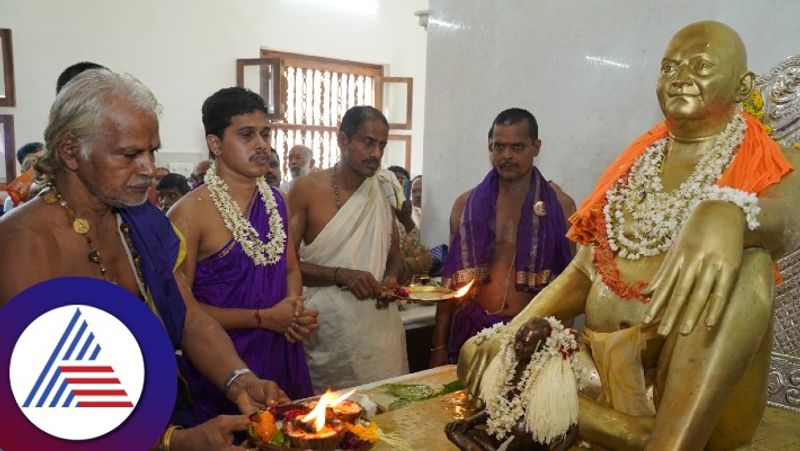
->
[43, 186, 110, 280]
[42, 185, 159, 316]
[332, 163, 342, 210]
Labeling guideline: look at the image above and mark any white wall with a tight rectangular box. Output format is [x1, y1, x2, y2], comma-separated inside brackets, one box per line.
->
[421, 0, 800, 246]
[0, 0, 427, 176]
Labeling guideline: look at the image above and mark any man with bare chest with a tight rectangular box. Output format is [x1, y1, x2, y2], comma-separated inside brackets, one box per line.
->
[0, 70, 289, 449]
[168, 87, 317, 424]
[289, 106, 407, 392]
[430, 108, 576, 366]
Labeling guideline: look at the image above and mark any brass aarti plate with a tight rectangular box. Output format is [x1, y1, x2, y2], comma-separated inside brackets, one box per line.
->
[406, 286, 456, 303]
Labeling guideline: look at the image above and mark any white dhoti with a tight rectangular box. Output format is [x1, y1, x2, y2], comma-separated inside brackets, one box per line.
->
[300, 175, 408, 393]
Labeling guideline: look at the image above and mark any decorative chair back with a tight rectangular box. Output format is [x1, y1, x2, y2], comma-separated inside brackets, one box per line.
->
[757, 54, 800, 413]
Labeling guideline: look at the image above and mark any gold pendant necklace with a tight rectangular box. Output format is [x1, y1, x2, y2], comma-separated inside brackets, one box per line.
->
[43, 185, 109, 280]
[42, 185, 160, 317]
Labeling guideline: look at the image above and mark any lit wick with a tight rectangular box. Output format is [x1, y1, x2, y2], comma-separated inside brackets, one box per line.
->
[299, 388, 356, 432]
[453, 279, 475, 299]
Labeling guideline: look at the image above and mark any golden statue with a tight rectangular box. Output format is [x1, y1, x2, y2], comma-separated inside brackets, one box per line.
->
[459, 21, 800, 450]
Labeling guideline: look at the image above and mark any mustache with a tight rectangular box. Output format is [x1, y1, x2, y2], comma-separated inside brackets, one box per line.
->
[128, 177, 152, 189]
[362, 158, 380, 166]
[500, 161, 518, 168]
[250, 152, 268, 161]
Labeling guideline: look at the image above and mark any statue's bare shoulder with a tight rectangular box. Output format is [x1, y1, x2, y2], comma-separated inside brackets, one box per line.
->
[781, 145, 800, 168]
[775, 146, 800, 197]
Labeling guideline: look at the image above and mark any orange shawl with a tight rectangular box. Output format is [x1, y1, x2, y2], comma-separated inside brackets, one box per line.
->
[567, 113, 793, 245]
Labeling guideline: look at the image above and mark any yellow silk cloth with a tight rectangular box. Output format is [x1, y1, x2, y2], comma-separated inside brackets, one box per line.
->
[171, 222, 188, 272]
[583, 323, 661, 416]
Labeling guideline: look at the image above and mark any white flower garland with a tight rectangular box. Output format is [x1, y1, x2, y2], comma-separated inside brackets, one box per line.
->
[204, 162, 287, 266]
[704, 186, 761, 229]
[473, 323, 505, 346]
[604, 114, 759, 260]
[479, 318, 582, 441]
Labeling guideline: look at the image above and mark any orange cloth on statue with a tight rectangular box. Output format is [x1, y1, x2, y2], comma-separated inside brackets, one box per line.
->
[567, 113, 793, 245]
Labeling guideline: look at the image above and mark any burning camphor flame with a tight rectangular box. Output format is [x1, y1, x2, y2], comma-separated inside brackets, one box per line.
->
[453, 279, 475, 298]
[300, 388, 356, 432]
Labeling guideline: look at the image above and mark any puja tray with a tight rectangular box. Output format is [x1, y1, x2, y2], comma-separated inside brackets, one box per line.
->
[405, 286, 456, 304]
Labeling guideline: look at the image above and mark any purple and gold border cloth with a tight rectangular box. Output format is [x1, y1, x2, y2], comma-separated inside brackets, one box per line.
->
[442, 167, 571, 293]
[118, 202, 186, 349]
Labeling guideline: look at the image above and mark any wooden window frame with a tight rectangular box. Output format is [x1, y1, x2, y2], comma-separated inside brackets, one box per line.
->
[241, 50, 415, 174]
[260, 49, 384, 78]
[0, 29, 16, 107]
[381, 77, 413, 130]
[260, 49, 385, 112]
[387, 134, 411, 172]
[236, 58, 283, 119]
[1, 114, 15, 183]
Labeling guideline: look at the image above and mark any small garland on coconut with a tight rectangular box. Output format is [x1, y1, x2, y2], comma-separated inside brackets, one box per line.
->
[477, 318, 583, 444]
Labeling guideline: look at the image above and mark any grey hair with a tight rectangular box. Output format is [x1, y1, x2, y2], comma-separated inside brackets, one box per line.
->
[36, 69, 162, 183]
[290, 144, 313, 159]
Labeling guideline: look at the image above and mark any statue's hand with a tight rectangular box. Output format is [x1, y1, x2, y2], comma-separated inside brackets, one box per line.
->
[458, 333, 503, 403]
[643, 201, 745, 336]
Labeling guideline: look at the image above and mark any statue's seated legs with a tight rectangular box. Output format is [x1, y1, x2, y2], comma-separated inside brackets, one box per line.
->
[579, 248, 774, 450]
[650, 247, 773, 450]
[460, 248, 775, 450]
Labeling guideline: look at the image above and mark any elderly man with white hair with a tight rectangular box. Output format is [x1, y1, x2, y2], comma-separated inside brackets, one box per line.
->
[280, 144, 314, 191]
[0, 69, 288, 450]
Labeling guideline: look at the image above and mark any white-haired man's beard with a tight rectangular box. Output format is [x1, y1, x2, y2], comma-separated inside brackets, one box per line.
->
[290, 163, 311, 178]
[80, 170, 153, 208]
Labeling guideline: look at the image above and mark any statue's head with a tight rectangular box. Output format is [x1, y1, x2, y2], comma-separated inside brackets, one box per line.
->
[513, 317, 552, 362]
[656, 21, 754, 134]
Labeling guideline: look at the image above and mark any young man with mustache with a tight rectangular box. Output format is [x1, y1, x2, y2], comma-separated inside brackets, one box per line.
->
[430, 108, 576, 367]
[168, 87, 317, 424]
[289, 106, 408, 393]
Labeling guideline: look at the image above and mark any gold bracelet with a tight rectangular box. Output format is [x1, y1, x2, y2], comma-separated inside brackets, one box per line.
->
[162, 424, 183, 451]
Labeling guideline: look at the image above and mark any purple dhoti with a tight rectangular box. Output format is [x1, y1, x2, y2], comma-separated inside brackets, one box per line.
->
[185, 188, 312, 425]
[447, 301, 511, 363]
[442, 167, 571, 363]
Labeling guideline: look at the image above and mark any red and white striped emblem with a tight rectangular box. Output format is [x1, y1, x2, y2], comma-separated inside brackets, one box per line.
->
[10, 306, 144, 440]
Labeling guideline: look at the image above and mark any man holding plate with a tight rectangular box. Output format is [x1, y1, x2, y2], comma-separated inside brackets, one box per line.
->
[290, 106, 408, 393]
[430, 108, 575, 366]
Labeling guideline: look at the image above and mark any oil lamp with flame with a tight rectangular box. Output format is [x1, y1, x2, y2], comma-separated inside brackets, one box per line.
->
[452, 279, 475, 299]
[284, 389, 360, 450]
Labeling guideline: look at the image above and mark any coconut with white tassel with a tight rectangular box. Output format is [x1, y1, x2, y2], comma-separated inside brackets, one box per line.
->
[477, 317, 582, 446]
